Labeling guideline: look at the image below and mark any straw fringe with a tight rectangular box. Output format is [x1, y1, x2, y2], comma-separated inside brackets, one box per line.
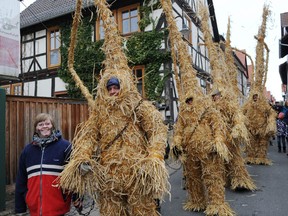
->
[199, 4, 256, 193]
[68, 0, 94, 107]
[132, 157, 171, 200]
[183, 201, 206, 212]
[59, 113, 105, 197]
[204, 203, 236, 216]
[241, 5, 276, 165]
[60, 1, 170, 213]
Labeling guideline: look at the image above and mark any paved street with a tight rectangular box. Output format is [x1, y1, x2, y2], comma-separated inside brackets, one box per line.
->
[68, 139, 288, 216]
[2, 139, 288, 216]
[161, 140, 288, 216]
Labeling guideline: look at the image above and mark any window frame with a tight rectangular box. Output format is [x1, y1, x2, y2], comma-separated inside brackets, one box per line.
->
[183, 13, 192, 44]
[1, 83, 22, 95]
[95, 10, 117, 41]
[117, 3, 140, 36]
[132, 65, 145, 98]
[47, 27, 61, 68]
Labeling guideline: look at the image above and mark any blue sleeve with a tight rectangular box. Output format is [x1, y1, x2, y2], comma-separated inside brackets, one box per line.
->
[15, 150, 28, 213]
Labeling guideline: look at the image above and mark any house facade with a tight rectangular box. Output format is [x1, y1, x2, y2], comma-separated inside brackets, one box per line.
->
[279, 12, 288, 100]
[0, 0, 249, 123]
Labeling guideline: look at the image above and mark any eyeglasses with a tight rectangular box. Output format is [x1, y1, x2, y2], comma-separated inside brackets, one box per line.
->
[37, 121, 52, 127]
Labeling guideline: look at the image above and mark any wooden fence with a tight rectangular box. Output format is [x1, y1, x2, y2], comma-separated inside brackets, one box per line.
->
[5, 95, 90, 185]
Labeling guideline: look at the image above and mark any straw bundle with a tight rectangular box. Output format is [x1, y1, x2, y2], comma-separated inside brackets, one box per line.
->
[59, 0, 170, 214]
[224, 17, 242, 99]
[198, 3, 255, 191]
[242, 4, 276, 165]
[160, 0, 203, 103]
[160, 0, 236, 215]
[67, 0, 94, 107]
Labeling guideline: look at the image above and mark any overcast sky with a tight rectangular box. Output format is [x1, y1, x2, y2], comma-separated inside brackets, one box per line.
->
[213, 0, 287, 101]
[20, 0, 287, 101]
[20, 0, 35, 12]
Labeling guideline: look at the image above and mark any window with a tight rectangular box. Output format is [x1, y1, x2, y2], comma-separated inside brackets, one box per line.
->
[1, 85, 11, 94]
[22, 30, 47, 73]
[95, 5, 139, 40]
[13, 84, 22, 95]
[118, 4, 139, 35]
[48, 28, 61, 67]
[96, 11, 116, 41]
[184, 0, 197, 11]
[1, 83, 22, 95]
[183, 14, 192, 44]
[54, 90, 68, 98]
[132, 66, 145, 97]
[96, 19, 105, 40]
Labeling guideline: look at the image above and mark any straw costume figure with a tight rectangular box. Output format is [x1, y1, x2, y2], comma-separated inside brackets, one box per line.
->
[58, 0, 170, 215]
[199, 7, 256, 191]
[160, 1, 234, 215]
[242, 5, 276, 165]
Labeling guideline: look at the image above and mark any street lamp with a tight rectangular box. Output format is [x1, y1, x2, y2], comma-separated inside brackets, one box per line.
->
[174, 7, 190, 38]
[180, 22, 190, 38]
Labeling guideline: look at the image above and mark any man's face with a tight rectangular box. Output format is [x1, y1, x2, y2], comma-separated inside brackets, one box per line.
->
[108, 85, 120, 96]
[185, 97, 193, 105]
[253, 94, 258, 102]
[212, 94, 221, 102]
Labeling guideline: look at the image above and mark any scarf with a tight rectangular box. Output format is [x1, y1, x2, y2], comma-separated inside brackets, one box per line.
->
[32, 130, 61, 148]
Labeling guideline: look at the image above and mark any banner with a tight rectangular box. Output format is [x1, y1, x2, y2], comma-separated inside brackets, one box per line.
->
[0, 0, 20, 77]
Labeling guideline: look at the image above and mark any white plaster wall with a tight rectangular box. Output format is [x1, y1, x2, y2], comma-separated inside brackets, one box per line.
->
[37, 79, 51, 97]
[55, 77, 67, 92]
[23, 81, 35, 96]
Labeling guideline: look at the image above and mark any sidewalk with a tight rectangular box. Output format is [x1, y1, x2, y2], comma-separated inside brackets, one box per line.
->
[0, 184, 15, 216]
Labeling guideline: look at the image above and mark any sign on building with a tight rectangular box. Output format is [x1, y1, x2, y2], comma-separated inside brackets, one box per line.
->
[0, 0, 20, 78]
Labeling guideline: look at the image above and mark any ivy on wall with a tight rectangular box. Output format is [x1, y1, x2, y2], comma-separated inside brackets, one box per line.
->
[58, 7, 170, 102]
[126, 31, 170, 101]
[58, 18, 104, 99]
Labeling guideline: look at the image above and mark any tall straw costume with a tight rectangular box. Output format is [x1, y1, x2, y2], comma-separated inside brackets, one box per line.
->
[160, 1, 234, 215]
[199, 6, 256, 191]
[242, 5, 276, 165]
[58, 0, 170, 215]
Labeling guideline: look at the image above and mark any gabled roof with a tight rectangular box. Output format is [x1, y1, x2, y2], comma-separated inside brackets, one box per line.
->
[20, 0, 94, 29]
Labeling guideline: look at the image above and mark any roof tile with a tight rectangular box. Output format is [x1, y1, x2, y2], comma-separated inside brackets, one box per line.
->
[20, 0, 94, 28]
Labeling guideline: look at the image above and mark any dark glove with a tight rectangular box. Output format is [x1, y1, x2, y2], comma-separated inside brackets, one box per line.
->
[172, 146, 182, 158]
[72, 194, 84, 213]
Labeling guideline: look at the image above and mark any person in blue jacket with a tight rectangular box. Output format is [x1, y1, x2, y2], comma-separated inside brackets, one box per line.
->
[15, 113, 81, 216]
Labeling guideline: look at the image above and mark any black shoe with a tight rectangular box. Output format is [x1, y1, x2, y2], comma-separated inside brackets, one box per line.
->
[284, 149, 286, 153]
[235, 186, 249, 192]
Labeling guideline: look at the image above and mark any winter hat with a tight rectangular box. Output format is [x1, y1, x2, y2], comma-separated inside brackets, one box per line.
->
[106, 77, 120, 89]
[211, 89, 221, 96]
